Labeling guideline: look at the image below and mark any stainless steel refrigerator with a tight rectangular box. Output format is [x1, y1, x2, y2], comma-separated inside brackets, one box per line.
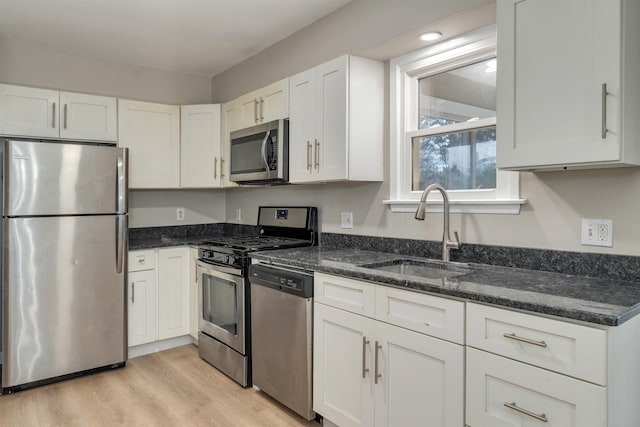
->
[0, 139, 128, 393]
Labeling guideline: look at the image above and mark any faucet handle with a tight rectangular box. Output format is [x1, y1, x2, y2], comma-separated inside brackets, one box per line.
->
[451, 231, 461, 249]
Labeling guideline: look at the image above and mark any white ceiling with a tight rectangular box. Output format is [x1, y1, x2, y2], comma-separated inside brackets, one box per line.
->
[0, 0, 352, 78]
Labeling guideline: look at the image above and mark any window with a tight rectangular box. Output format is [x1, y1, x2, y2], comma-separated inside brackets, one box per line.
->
[386, 25, 525, 214]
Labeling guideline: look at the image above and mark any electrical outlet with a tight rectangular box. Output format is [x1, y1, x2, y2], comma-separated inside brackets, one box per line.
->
[176, 207, 185, 221]
[341, 212, 353, 229]
[581, 218, 613, 247]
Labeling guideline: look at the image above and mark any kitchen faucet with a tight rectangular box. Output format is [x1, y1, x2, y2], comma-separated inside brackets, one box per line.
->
[415, 183, 461, 262]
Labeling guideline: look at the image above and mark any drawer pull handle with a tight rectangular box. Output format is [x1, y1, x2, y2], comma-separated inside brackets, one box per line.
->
[503, 332, 547, 348]
[423, 322, 430, 327]
[362, 336, 370, 379]
[504, 402, 548, 423]
[374, 341, 382, 384]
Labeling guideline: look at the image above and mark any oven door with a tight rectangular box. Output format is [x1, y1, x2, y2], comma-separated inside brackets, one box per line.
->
[197, 260, 246, 354]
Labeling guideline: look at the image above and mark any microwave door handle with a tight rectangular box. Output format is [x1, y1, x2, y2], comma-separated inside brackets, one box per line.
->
[261, 129, 271, 179]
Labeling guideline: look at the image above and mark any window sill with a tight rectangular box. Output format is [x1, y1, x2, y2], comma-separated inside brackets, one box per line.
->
[383, 198, 527, 214]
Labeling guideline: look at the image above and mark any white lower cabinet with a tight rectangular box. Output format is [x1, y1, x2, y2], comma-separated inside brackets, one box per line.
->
[157, 247, 190, 340]
[466, 348, 606, 427]
[128, 249, 157, 347]
[128, 268, 158, 347]
[128, 247, 191, 354]
[189, 247, 199, 339]
[313, 273, 464, 427]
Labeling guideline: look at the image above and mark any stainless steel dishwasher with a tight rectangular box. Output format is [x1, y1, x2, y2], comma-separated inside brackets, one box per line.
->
[249, 263, 315, 421]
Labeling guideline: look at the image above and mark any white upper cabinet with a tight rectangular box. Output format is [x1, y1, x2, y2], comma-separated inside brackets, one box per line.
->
[118, 99, 180, 189]
[58, 91, 117, 141]
[497, 0, 640, 170]
[220, 99, 239, 188]
[180, 104, 222, 188]
[236, 77, 289, 129]
[0, 84, 117, 142]
[289, 55, 384, 183]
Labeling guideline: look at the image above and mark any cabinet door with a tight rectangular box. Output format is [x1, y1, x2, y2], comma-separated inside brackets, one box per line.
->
[180, 104, 222, 188]
[374, 322, 464, 427]
[289, 68, 317, 183]
[497, 0, 621, 169]
[314, 303, 375, 427]
[466, 348, 607, 427]
[221, 100, 239, 188]
[157, 247, 190, 340]
[236, 90, 259, 129]
[128, 269, 158, 347]
[59, 92, 117, 142]
[315, 56, 348, 181]
[259, 78, 289, 123]
[118, 100, 180, 188]
[0, 84, 59, 139]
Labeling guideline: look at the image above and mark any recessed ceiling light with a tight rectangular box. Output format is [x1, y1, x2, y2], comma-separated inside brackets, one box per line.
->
[418, 32, 442, 42]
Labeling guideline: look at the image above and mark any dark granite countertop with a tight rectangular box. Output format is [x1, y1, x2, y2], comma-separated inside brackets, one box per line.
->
[129, 234, 222, 250]
[251, 247, 640, 327]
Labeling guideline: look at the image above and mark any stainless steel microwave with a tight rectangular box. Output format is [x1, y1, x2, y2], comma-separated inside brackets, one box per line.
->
[230, 119, 289, 184]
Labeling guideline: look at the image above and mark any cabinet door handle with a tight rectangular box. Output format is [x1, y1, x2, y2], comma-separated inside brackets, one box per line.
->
[220, 158, 225, 178]
[52, 102, 56, 128]
[374, 341, 382, 384]
[64, 104, 68, 129]
[214, 157, 218, 179]
[601, 83, 609, 139]
[306, 141, 312, 170]
[314, 139, 320, 169]
[503, 332, 547, 348]
[362, 336, 370, 378]
[254, 99, 259, 123]
[259, 97, 264, 121]
[504, 402, 548, 423]
[131, 282, 135, 303]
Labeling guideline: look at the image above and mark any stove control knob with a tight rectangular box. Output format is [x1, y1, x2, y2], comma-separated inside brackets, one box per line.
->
[228, 256, 235, 265]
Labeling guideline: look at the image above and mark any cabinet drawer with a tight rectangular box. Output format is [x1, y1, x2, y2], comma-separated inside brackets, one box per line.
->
[314, 272, 375, 317]
[467, 303, 607, 385]
[466, 348, 606, 427]
[128, 249, 156, 272]
[375, 286, 464, 344]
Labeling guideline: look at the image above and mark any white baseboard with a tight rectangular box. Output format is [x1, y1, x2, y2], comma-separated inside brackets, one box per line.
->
[128, 335, 196, 359]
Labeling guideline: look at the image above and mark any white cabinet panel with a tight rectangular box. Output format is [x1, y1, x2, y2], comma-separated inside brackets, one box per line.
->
[158, 247, 190, 340]
[497, 0, 640, 170]
[180, 104, 221, 188]
[289, 55, 383, 183]
[315, 272, 376, 318]
[466, 347, 606, 427]
[467, 303, 607, 385]
[118, 100, 180, 188]
[376, 286, 464, 344]
[313, 302, 375, 427]
[128, 269, 157, 347]
[189, 247, 199, 340]
[0, 84, 61, 139]
[375, 322, 464, 427]
[128, 249, 156, 272]
[220, 100, 239, 188]
[59, 91, 117, 141]
[236, 78, 289, 129]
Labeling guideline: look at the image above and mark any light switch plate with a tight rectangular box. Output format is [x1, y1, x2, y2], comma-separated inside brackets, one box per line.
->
[341, 212, 353, 229]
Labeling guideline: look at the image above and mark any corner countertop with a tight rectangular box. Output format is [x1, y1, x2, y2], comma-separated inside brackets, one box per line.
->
[250, 247, 640, 327]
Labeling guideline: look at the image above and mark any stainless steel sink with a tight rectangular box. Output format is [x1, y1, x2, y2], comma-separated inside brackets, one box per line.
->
[360, 259, 473, 280]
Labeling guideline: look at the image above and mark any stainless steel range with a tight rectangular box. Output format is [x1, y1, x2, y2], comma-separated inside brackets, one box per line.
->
[196, 206, 318, 387]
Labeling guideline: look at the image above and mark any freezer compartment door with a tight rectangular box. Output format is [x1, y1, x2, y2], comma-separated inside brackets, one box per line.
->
[2, 215, 127, 389]
[2, 139, 127, 216]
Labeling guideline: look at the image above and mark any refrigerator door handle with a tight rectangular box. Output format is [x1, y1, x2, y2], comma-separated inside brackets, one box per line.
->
[116, 215, 127, 274]
[117, 150, 128, 214]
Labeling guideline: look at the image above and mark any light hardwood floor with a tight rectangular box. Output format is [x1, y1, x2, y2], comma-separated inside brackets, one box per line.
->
[0, 344, 320, 427]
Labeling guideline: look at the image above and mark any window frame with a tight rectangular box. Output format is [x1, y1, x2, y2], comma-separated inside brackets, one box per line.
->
[385, 25, 526, 214]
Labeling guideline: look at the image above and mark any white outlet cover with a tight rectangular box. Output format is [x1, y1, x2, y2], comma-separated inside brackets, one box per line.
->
[581, 218, 613, 247]
[341, 212, 353, 229]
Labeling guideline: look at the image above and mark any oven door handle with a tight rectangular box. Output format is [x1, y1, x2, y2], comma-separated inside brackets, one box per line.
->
[261, 129, 271, 179]
[197, 260, 244, 277]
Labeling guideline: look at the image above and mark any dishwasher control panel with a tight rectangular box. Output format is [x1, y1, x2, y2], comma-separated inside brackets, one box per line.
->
[249, 263, 313, 298]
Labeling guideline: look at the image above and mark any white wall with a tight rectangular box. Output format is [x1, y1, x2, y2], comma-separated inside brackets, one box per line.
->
[213, 0, 640, 257]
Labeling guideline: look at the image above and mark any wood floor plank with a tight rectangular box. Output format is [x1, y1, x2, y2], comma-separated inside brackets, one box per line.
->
[0, 344, 319, 427]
